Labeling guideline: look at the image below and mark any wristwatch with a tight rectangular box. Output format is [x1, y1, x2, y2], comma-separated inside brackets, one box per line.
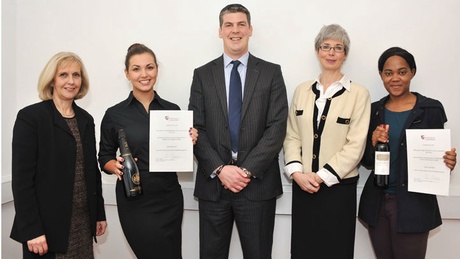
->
[240, 167, 253, 178]
[215, 165, 225, 176]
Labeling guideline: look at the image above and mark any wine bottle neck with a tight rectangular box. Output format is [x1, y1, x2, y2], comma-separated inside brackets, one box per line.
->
[118, 138, 132, 155]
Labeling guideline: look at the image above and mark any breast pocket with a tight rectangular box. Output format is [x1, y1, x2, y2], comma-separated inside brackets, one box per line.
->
[334, 117, 351, 141]
[336, 117, 351, 125]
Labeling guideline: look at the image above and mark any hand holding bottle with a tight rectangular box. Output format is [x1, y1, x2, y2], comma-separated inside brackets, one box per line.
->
[109, 156, 138, 181]
[372, 124, 389, 147]
[118, 129, 142, 197]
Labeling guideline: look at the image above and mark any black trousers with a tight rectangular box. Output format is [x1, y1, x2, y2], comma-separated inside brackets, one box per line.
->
[198, 190, 276, 259]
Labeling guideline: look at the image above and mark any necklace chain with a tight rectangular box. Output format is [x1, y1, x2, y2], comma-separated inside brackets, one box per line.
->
[56, 105, 75, 118]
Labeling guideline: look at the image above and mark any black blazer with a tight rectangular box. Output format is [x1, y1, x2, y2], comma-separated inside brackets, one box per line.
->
[10, 100, 106, 252]
[188, 54, 288, 201]
[359, 93, 445, 233]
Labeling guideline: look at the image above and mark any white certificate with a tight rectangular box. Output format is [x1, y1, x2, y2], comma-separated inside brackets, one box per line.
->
[149, 111, 193, 172]
[406, 129, 451, 196]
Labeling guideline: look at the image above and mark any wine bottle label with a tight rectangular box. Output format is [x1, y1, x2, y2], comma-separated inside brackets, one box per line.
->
[132, 173, 141, 185]
[375, 151, 390, 175]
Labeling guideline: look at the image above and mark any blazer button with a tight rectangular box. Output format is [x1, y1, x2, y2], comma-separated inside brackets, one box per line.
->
[321, 115, 326, 120]
[312, 154, 317, 159]
[314, 134, 318, 139]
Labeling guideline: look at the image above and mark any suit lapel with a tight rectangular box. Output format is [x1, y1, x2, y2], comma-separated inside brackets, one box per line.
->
[211, 54, 261, 124]
[49, 101, 73, 136]
[212, 56, 229, 120]
[242, 54, 260, 117]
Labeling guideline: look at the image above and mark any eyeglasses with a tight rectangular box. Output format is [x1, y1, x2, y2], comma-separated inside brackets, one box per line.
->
[319, 45, 345, 53]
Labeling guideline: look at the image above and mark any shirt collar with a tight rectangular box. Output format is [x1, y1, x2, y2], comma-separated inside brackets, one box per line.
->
[314, 74, 351, 92]
[126, 90, 165, 107]
[223, 52, 250, 68]
[126, 91, 136, 105]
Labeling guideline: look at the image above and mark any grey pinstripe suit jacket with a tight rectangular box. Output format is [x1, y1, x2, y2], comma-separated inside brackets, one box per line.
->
[188, 53, 288, 201]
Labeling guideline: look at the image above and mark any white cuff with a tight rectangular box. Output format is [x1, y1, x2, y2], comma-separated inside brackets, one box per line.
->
[317, 168, 340, 187]
[284, 162, 303, 179]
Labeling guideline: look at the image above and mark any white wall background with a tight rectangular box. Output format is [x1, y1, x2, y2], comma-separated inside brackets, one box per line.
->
[2, 0, 460, 258]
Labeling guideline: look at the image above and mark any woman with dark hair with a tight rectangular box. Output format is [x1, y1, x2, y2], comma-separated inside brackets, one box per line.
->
[98, 43, 197, 259]
[359, 46, 457, 259]
[10, 52, 106, 259]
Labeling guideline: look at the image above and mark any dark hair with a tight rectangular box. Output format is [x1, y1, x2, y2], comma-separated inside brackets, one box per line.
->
[378, 47, 416, 75]
[124, 43, 157, 70]
[219, 4, 251, 27]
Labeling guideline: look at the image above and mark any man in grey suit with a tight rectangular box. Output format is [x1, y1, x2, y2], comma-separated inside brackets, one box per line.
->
[188, 4, 288, 259]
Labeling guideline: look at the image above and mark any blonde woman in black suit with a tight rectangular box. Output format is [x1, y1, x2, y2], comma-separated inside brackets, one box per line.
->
[10, 52, 107, 259]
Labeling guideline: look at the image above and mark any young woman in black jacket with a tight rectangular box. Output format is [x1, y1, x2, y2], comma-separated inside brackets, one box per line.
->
[359, 47, 457, 259]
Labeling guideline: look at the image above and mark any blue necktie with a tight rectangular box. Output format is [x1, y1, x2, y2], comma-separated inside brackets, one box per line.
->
[229, 60, 242, 152]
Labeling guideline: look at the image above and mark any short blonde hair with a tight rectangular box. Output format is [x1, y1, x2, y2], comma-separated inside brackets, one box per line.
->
[37, 52, 89, 100]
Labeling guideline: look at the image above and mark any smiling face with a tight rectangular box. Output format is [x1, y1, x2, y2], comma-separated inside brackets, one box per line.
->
[51, 62, 82, 102]
[125, 53, 158, 94]
[219, 12, 253, 59]
[380, 55, 415, 98]
[316, 39, 346, 73]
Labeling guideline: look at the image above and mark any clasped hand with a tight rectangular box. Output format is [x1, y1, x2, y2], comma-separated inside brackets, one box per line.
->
[292, 172, 323, 194]
[218, 165, 251, 193]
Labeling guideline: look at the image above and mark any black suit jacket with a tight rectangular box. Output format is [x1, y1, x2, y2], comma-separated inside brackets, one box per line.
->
[10, 100, 106, 252]
[189, 54, 288, 201]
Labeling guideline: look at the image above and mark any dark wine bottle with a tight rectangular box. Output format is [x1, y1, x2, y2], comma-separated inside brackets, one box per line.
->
[374, 127, 390, 188]
[118, 129, 142, 197]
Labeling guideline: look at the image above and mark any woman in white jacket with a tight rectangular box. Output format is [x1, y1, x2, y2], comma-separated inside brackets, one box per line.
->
[283, 24, 371, 259]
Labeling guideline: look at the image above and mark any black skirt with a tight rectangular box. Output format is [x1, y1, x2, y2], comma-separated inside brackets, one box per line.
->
[116, 171, 184, 259]
[291, 180, 357, 259]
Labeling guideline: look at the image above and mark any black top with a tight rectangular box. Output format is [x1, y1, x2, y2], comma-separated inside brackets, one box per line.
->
[98, 91, 181, 187]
